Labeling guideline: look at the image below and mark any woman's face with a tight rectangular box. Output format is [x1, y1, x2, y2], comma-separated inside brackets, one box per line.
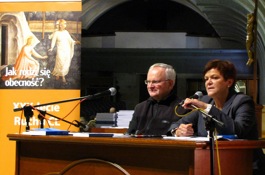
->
[27, 37, 33, 45]
[204, 68, 233, 98]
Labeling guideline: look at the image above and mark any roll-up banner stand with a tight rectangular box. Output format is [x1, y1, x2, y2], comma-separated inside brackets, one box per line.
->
[0, 1, 82, 174]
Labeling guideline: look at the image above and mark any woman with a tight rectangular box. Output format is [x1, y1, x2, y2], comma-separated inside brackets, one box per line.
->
[2, 36, 47, 80]
[169, 59, 264, 175]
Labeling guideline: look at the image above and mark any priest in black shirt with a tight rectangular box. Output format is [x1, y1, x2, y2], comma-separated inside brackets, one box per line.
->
[127, 63, 184, 136]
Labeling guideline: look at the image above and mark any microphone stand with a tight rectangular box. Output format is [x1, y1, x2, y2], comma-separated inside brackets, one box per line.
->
[14, 94, 94, 131]
[191, 105, 224, 175]
[23, 105, 34, 131]
[37, 110, 46, 129]
[14, 94, 93, 112]
[36, 109, 82, 129]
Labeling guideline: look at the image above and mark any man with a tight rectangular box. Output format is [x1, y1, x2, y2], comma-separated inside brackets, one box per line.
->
[127, 63, 183, 136]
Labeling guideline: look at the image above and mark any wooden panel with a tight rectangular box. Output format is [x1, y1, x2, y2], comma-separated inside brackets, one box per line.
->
[17, 140, 194, 175]
[7, 134, 265, 175]
[194, 148, 252, 175]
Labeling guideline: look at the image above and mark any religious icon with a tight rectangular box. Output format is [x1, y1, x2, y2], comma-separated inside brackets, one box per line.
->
[246, 13, 255, 66]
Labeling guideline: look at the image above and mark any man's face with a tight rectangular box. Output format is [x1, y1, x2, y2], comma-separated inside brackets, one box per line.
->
[146, 67, 173, 101]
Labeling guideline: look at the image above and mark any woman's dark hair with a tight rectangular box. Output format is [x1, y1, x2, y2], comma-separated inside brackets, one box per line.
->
[203, 59, 237, 90]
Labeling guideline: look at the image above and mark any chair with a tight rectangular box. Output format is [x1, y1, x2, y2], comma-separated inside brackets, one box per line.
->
[44, 158, 130, 175]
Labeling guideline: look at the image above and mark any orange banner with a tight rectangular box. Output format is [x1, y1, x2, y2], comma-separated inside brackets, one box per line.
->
[0, 89, 81, 174]
[0, 1, 81, 12]
[0, 1, 82, 174]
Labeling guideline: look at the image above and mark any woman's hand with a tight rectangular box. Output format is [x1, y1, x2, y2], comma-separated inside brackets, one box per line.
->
[175, 123, 194, 137]
[182, 98, 208, 110]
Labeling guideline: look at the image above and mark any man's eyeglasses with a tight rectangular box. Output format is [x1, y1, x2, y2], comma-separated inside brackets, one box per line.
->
[144, 80, 169, 85]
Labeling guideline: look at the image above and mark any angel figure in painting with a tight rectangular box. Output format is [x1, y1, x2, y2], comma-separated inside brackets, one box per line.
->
[48, 19, 80, 84]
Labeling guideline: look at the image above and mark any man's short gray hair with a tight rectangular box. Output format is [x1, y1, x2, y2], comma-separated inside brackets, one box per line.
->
[149, 63, 176, 85]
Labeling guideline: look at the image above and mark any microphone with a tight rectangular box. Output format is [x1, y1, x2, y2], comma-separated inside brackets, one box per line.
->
[179, 91, 203, 105]
[13, 87, 117, 112]
[190, 104, 224, 127]
[87, 87, 117, 100]
[74, 120, 89, 131]
[178, 91, 224, 127]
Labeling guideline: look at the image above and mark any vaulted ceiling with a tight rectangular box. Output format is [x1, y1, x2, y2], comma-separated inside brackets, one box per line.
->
[82, 0, 265, 50]
[81, 0, 265, 102]
[82, 0, 219, 37]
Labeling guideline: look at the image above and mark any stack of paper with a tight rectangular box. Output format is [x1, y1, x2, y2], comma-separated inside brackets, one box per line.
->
[70, 132, 126, 137]
[116, 110, 134, 128]
[95, 113, 118, 127]
[162, 135, 233, 141]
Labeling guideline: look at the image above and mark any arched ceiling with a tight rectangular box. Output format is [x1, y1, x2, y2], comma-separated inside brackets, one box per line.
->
[82, 0, 265, 50]
[81, 0, 265, 104]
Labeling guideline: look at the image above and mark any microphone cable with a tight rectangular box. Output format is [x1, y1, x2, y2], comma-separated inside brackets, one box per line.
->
[214, 128, 222, 175]
[174, 106, 223, 175]
[30, 105, 51, 128]
[174, 105, 201, 117]
[175, 104, 222, 175]
[61, 98, 86, 121]
[25, 98, 85, 131]
[56, 98, 87, 130]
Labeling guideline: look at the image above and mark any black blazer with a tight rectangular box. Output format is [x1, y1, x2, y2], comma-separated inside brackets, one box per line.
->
[169, 91, 258, 139]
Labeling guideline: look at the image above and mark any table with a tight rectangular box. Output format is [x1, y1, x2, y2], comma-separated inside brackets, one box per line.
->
[7, 134, 265, 175]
